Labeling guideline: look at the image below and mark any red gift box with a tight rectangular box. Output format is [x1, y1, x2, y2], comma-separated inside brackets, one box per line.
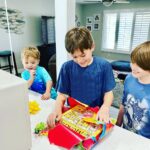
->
[48, 97, 114, 150]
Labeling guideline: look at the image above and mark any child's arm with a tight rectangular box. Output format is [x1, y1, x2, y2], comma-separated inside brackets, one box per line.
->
[116, 104, 124, 126]
[97, 91, 114, 123]
[41, 80, 53, 100]
[28, 69, 36, 88]
[47, 93, 66, 128]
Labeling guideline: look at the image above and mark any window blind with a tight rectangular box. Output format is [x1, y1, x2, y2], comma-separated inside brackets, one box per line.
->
[102, 10, 150, 53]
[102, 13, 117, 50]
[117, 12, 133, 51]
[132, 12, 150, 50]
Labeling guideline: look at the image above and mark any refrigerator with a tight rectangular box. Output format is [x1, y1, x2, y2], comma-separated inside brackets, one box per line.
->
[0, 70, 31, 150]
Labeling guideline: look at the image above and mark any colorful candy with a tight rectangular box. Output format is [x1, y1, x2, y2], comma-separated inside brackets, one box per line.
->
[29, 100, 41, 114]
[34, 122, 48, 136]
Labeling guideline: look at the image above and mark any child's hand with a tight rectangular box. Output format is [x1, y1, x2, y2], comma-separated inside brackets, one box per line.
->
[97, 105, 109, 123]
[41, 92, 50, 100]
[47, 111, 62, 128]
[29, 69, 36, 79]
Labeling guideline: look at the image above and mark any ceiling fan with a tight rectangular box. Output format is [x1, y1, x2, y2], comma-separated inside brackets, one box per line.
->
[83, 0, 130, 7]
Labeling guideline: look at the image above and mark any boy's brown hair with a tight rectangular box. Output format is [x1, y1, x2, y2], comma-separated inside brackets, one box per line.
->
[21, 46, 40, 60]
[131, 41, 150, 71]
[65, 27, 94, 54]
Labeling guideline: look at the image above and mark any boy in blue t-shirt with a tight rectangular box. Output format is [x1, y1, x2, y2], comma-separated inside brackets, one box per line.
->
[47, 27, 115, 127]
[21, 46, 57, 100]
[116, 41, 150, 138]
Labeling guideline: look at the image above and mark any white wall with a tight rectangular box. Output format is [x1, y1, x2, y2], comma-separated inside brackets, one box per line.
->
[0, 0, 55, 72]
[76, 0, 150, 61]
[55, 0, 75, 77]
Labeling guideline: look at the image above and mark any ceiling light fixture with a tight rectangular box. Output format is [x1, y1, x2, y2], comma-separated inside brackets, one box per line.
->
[102, 0, 114, 7]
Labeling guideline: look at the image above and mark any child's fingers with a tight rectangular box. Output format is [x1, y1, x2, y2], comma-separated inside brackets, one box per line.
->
[41, 95, 48, 100]
[41, 95, 44, 100]
[100, 116, 109, 123]
[56, 114, 62, 122]
[47, 113, 56, 128]
[97, 112, 109, 123]
[41, 93, 50, 100]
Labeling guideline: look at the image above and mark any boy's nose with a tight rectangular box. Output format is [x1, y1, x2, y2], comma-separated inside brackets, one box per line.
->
[29, 64, 33, 67]
[76, 58, 82, 64]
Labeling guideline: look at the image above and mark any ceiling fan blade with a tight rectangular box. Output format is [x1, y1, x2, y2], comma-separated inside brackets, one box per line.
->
[84, 0, 102, 3]
[82, 0, 130, 4]
[114, 0, 130, 3]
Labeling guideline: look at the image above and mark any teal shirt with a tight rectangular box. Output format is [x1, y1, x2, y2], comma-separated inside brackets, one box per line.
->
[21, 66, 57, 100]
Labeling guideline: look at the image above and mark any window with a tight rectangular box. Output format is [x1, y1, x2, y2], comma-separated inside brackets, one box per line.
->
[103, 13, 117, 49]
[117, 12, 133, 51]
[132, 12, 150, 49]
[102, 10, 150, 53]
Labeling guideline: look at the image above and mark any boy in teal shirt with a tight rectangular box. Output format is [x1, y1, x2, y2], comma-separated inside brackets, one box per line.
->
[21, 46, 57, 100]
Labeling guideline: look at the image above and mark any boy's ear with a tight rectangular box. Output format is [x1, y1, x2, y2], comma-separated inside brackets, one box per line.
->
[91, 44, 95, 52]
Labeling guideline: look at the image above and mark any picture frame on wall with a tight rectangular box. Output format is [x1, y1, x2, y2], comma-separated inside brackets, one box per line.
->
[94, 14, 100, 22]
[77, 21, 80, 27]
[93, 23, 99, 30]
[86, 17, 93, 24]
[86, 24, 92, 31]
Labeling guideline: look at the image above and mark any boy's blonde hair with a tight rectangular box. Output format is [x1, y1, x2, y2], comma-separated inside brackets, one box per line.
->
[21, 46, 40, 60]
[65, 27, 94, 54]
[131, 41, 150, 71]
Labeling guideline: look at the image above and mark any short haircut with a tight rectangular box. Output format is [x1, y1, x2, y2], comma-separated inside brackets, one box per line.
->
[21, 46, 40, 60]
[65, 27, 94, 54]
[131, 41, 150, 71]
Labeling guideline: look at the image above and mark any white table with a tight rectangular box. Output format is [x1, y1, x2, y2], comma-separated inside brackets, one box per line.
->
[29, 91, 150, 150]
[29, 90, 59, 150]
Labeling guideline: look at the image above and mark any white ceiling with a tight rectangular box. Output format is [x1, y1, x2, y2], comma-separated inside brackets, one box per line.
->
[76, 0, 132, 4]
[76, 0, 98, 4]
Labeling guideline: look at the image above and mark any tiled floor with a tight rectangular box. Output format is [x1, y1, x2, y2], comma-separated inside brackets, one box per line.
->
[110, 106, 119, 119]
[112, 79, 124, 108]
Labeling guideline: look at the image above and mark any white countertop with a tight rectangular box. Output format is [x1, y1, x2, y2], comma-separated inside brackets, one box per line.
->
[29, 90, 150, 150]
[29, 90, 56, 150]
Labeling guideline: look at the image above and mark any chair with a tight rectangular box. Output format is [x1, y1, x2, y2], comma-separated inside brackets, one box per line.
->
[111, 60, 131, 80]
[0, 50, 18, 76]
[48, 54, 56, 87]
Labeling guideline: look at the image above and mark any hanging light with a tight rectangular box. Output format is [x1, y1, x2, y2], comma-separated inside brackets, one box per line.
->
[102, 0, 114, 7]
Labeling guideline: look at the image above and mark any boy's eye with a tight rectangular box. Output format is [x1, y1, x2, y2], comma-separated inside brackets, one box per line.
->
[81, 54, 85, 57]
[73, 56, 77, 59]
[73, 55, 85, 59]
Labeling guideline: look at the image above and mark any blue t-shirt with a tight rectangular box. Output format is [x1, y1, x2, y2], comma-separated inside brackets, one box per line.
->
[122, 74, 150, 138]
[21, 66, 57, 99]
[56, 56, 115, 107]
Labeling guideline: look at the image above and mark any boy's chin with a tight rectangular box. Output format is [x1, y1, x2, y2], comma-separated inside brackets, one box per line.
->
[132, 72, 139, 78]
[78, 64, 88, 67]
[26, 68, 35, 71]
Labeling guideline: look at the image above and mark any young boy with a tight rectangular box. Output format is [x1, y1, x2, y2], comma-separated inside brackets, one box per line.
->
[21, 46, 57, 100]
[116, 41, 150, 139]
[47, 27, 115, 127]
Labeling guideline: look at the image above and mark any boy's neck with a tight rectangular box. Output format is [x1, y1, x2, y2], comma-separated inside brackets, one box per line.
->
[87, 57, 93, 66]
[138, 74, 150, 84]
